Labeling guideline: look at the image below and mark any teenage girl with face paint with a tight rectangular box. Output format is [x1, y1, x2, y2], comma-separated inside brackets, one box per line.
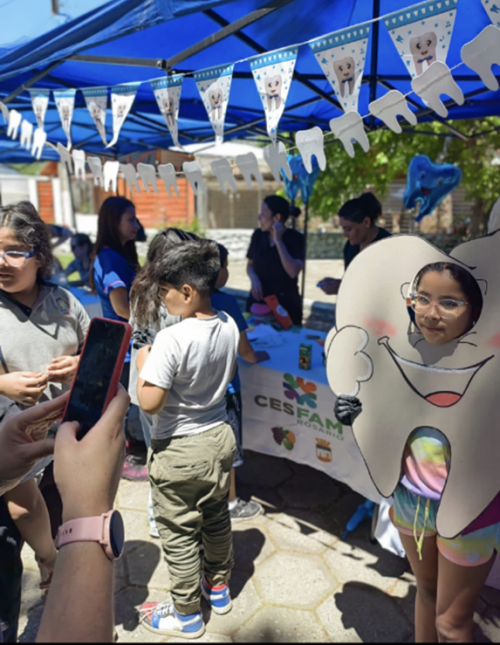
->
[319, 192, 391, 296]
[336, 262, 500, 643]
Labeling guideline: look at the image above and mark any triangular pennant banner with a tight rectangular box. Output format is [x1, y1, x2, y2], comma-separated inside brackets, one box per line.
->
[250, 48, 298, 145]
[194, 64, 234, 143]
[480, 0, 500, 29]
[28, 89, 50, 130]
[107, 82, 141, 148]
[384, 0, 458, 79]
[82, 86, 108, 145]
[54, 89, 76, 148]
[150, 75, 183, 147]
[309, 23, 370, 114]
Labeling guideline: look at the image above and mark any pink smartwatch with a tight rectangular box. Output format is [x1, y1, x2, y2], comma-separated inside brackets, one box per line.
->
[56, 510, 124, 561]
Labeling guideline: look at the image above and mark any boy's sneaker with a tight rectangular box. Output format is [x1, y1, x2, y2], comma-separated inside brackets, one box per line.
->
[201, 576, 232, 615]
[230, 498, 264, 522]
[139, 600, 205, 639]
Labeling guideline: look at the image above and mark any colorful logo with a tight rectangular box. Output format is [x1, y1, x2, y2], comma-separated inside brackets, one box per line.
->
[271, 426, 296, 451]
[55, 297, 70, 315]
[283, 373, 317, 408]
[316, 438, 332, 463]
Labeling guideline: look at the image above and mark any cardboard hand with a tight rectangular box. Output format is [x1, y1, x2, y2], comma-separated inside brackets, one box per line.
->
[334, 394, 362, 427]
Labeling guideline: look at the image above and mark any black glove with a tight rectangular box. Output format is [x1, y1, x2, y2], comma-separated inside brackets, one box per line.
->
[334, 394, 362, 426]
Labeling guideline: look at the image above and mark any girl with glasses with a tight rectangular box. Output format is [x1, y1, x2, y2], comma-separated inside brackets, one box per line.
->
[0, 202, 90, 639]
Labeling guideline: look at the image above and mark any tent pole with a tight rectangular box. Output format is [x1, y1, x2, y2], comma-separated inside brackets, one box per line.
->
[301, 202, 309, 327]
[368, 0, 380, 129]
[3, 61, 62, 104]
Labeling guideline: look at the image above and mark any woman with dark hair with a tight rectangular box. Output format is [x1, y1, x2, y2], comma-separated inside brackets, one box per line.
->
[0, 201, 90, 642]
[246, 195, 305, 325]
[90, 196, 140, 321]
[319, 192, 391, 295]
[65, 233, 93, 287]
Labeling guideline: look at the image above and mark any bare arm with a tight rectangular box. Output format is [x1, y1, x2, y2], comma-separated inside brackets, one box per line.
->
[274, 237, 303, 280]
[246, 260, 263, 301]
[109, 287, 130, 320]
[136, 346, 169, 415]
[238, 331, 269, 364]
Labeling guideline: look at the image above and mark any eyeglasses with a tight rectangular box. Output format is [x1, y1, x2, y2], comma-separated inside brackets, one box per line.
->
[410, 291, 469, 318]
[0, 250, 36, 268]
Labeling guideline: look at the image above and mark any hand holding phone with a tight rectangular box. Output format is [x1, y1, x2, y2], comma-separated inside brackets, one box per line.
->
[62, 318, 132, 440]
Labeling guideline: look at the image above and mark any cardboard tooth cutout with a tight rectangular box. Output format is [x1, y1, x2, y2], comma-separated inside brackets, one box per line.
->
[325, 233, 500, 539]
[404, 155, 462, 220]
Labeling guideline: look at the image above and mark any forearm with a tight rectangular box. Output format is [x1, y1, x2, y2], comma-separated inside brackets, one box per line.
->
[247, 263, 260, 284]
[238, 333, 257, 363]
[137, 378, 168, 415]
[36, 542, 114, 643]
[275, 240, 302, 279]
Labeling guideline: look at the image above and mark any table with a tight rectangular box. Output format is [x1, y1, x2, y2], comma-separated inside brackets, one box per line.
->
[239, 325, 381, 503]
[68, 286, 102, 319]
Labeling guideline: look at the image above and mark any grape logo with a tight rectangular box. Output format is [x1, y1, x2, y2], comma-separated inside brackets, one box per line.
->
[271, 427, 296, 451]
[283, 373, 317, 408]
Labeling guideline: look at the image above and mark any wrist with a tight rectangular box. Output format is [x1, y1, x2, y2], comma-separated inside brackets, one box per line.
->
[62, 502, 112, 524]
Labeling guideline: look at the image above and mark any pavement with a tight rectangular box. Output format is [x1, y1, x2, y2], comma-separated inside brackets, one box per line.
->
[18, 450, 500, 642]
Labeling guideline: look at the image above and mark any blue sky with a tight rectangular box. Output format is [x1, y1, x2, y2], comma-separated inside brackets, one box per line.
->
[0, 0, 106, 46]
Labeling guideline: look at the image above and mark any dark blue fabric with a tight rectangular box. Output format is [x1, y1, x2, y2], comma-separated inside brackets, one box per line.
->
[212, 289, 247, 395]
[92, 247, 136, 361]
[0, 0, 497, 157]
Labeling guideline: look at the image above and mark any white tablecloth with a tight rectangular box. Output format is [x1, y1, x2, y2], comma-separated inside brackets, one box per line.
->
[239, 325, 381, 503]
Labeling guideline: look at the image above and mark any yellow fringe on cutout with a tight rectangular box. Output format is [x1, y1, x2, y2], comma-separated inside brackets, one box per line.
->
[413, 496, 431, 561]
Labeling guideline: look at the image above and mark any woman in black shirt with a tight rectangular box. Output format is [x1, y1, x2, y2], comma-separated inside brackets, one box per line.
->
[319, 192, 391, 295]
[246, 195, 305, 325]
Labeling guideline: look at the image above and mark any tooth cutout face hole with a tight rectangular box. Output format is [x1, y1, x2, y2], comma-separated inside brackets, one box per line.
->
[408, 262, 483, 346]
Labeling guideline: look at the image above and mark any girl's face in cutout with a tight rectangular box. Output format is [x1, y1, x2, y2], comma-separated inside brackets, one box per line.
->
[339, 216, 372, 247]
[0, 227, 40, 296]
[411, 270, 474, 345]
[118, 207, 140, 245]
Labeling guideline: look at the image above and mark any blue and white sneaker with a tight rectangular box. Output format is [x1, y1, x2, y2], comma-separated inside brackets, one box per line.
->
[139, 599, 205, 639]
[201, 576, 233, 615]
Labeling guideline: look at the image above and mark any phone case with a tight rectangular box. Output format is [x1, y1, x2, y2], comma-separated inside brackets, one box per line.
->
[62, 317, 132, 429]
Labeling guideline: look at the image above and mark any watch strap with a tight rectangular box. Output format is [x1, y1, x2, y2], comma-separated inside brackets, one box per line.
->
[57, 512, 109, 549]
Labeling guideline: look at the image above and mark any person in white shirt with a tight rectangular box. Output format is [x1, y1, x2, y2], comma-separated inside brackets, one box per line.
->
[136, 240, 239, 639]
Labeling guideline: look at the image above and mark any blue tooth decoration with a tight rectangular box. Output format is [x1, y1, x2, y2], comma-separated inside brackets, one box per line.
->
[283, 155, 320, 206]
[404, 155, 462, 221]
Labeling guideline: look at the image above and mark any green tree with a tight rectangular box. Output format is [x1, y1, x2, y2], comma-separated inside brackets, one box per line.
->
[309, 117, 500, 238]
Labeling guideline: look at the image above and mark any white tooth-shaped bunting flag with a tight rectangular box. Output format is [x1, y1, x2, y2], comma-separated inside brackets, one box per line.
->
[53, 89, 76, 148]
[82, 86, 108, 145]
[480, 0, 500, 28]
[384, 0, 458, 79]
[194, 64, 234, 144]
[150, 75, 183, 147]
[107, 82, 141, 148]
[250, 47, 298, 145]
[28, 89, 50, 130]
[309, 23, 370, 114]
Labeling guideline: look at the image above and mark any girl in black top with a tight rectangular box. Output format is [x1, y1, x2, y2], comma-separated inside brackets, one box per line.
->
[246, 195, 305, 325]
[319, 192, 391, 295]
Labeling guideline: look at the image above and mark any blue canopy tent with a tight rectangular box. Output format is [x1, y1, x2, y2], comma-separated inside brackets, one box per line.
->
[0, 0, 498, 159]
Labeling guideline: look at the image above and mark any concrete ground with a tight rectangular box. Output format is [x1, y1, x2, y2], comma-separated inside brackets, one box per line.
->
[225, 259, 344, 305]
[18, 450, 500, 643]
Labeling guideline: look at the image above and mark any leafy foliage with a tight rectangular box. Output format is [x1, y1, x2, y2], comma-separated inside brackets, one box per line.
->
[309, 118, 500, 236]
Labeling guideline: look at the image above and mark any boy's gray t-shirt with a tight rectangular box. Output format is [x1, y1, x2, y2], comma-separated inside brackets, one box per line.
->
[129, 303, 182, 405]
[139, 311, 239, 439]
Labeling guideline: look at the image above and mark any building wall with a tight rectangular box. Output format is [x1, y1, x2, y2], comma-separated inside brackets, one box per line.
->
[37, 181, 55, 223]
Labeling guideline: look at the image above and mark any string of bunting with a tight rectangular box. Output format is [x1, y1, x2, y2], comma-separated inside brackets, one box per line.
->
[1, 0, 500, 194]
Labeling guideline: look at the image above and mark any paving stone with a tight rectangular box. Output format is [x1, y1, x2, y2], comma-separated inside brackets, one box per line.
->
[115, 556, 128, 593]
[270, 510, 339, 548]
[236, 484, 285, 512]
[317, 583, 412, 643]
[287, 458, 320, 477]
[18, 600, 45, 643]
[117, 480, 150, 513]
[20, 543, 38, 573]
[387, 576, 416, 624]
[233, 605, 329, 642]
[122, 509, 154, 552]
[322, 537, 408, 592]
[115, 587, 167, 635]
[232, 524, 275, 575]
[166, 632, 232, 643]
[253, 551, 337, 610]
[124, 540, 169, 589]
[20, 568, 43, 617]
[264, 513, 328, 555]
[236, 451, 293, 489]
[203, 572, 262, 636]
[277, 473, 341, 510]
